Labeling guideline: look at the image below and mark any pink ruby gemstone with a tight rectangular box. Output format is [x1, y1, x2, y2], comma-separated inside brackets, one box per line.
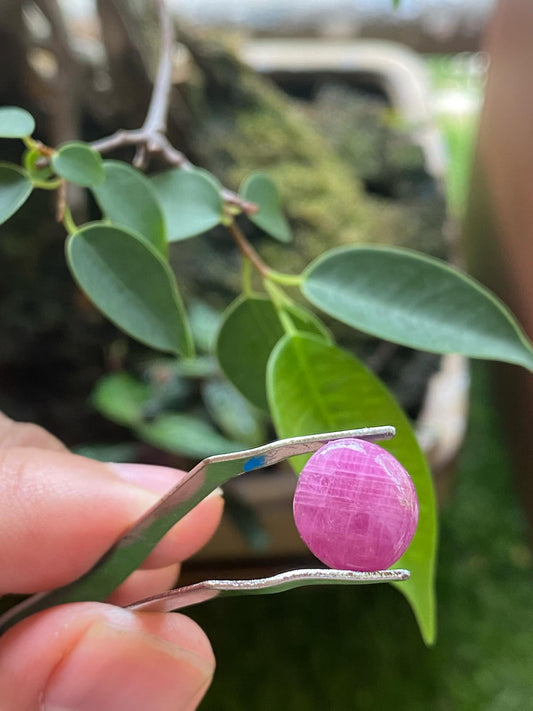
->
[293, 438, 419, 571]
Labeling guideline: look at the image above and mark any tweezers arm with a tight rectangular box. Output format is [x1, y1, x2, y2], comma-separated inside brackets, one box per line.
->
[127, 568, 410, 613]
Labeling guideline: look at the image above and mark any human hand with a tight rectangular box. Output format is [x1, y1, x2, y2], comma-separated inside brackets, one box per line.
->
[0, 412, 224, 711]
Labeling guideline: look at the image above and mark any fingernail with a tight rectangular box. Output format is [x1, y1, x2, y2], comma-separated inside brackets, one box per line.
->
[107, 463, 187, 495]
[109, 464, 224, 502]
[207, 486, 224, 499]
[44, 618, 214, 711]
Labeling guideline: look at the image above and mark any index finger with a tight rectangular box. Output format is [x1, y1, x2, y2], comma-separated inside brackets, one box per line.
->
[0, 446, 223, 594]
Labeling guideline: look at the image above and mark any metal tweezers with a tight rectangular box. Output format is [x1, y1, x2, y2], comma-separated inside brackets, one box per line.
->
[0, 426, 409, 633]
[127, 424, 410, 613]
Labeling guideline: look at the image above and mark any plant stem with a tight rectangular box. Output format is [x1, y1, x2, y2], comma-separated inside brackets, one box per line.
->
[228, 222, 305, 295]
[29, 0, 257, 216]
[62, 204, 77, 234]
[228, 221, 305, 293]
[241, 256, 253, 295]
[31, 177, 63, 190]
[22, 136, 37, 150]
[89, 0, 257, 216]
[27, 0, 257, 216]
[228, 221, 270, 278]
[264, 280, 297, 336]
[32, 140, 55, 158]
[142, 0, 174, 136]
[267, 270, 304, 287]
[56, 179, 67, 222]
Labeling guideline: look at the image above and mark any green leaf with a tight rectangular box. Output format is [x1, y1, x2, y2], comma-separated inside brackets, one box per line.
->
[193, 167, 223, 190]
[92, 373, 150, 426]
[0, 163, 32, 225]
[136, 413, 243, 459]
[202, 378, 266, 447]
[92, 161, 166, 254]
[52, 142, 105, 187]
[150, 168, 224, 241]
[302, 245, 533, 372]
[267, 333, 437, 645]
[66, 223, 193, 355]
[240, 172, 292, 243]
[224, 491, 269, 551]
[151, 167, 223, 240]
[169, 356, 217, 379]
[189, 300, 223, 353]
[73, 442, 141, 463]
[0, 107, 35, 138]
[216, 295, 331, 411]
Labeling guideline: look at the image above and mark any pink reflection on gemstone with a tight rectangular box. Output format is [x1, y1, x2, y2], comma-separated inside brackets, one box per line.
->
[293, 438, 419, 571]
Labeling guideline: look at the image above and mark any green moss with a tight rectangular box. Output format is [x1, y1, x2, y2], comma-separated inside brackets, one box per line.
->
[180, 35, 449, 282]
[365, 196, 448, 258]
[184, 40, 369, 275]
[308, 83, 448, 257]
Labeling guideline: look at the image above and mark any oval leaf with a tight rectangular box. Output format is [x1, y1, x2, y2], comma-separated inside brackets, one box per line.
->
[202, 378, 266, 447]
[240, 172, 292, 243]
[136, 413, 242, 459]
[92, 161, 166, 254]
[189, 300, 223, 353]
[73, 442, 141, 463]
[150, 168, 223, 241]
[92, 372, 150, 426]
[303, 245, 533, 372]
[267, 333, 437, 645]
[216, 295, 331, 411]
[52, 142, 105, 187]
[0, 106, 35, 138]
[0, 163, 32, 225]
[66, 223, 193, 355]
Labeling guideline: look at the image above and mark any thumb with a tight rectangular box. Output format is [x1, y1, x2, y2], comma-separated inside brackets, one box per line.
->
[0, 602, 215, 711]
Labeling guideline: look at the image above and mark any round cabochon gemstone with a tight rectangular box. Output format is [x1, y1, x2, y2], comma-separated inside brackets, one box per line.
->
[293, 438, 419, 571]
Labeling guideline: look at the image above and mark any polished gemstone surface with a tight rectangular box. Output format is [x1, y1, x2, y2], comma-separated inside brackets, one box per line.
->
[293, 438, 419, 571]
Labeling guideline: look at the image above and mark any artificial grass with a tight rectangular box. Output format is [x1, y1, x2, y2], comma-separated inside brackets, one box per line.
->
[191, 364, 533, 710]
